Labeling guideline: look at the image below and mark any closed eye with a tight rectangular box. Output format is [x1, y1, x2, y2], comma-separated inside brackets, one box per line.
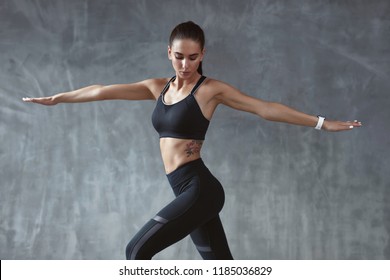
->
[189, 55, 198, 60]
[174, 52, 199, 60]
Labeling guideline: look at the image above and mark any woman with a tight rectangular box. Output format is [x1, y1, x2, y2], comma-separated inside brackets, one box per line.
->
[23, 21, 361, 260]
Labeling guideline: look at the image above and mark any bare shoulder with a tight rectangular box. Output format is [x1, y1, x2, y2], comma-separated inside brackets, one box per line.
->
[202, 77, 242, 101]
[198, 78, 228, 101]
[193, 77, 237, 110]
[202, 77, 265, 114]
[140, 77, 171, 99]
[202, 77, 230, 93]
[193, 77, 259, 118]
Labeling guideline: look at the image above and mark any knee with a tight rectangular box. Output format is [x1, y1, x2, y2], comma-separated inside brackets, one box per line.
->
[125, 219, 162, 260]
[125, 239, 150, 260]
[125, 239, 138, 260]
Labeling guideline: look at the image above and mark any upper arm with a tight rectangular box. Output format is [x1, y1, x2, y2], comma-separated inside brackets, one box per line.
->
[99, 79, 164, 101]
[213, 80, 269, 118]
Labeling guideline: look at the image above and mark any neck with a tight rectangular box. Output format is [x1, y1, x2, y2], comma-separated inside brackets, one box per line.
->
[174, 73, 201, 89]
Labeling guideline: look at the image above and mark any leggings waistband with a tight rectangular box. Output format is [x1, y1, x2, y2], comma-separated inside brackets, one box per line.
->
[166, 158, 206, 187]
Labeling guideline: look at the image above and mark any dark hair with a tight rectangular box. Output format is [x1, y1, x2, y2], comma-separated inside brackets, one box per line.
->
[169, 21, 205, 75]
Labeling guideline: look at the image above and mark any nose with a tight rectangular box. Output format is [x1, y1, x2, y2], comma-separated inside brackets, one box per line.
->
[182, 59, 189, 70]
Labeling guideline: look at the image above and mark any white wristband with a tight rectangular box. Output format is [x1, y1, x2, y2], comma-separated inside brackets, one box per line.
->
[315, 116, 325, 130]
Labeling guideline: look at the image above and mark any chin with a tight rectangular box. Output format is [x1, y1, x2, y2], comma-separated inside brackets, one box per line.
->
[178, 71, 195, 79]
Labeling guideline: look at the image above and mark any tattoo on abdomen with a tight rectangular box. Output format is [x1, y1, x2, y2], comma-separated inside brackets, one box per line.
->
[185, 140, 203, 157]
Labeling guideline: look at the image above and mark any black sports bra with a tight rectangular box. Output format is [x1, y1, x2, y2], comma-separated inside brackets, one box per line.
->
[151, 76, 210, 140]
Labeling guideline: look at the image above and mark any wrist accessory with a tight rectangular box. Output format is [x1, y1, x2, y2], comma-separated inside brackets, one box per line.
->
[315, 115, 325, 130]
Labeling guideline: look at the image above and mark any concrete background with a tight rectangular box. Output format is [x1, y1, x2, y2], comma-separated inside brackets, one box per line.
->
[1, 0, 389, 259]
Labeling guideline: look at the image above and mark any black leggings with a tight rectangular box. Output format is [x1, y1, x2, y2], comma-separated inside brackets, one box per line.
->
[125, 158, 233, 259]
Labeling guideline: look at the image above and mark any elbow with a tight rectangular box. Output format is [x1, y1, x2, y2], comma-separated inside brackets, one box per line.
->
[258, 109, 270, 121]
[257, 102, 285, 122]
[256, 101, 274, 121]
[93, 85, 106, 100]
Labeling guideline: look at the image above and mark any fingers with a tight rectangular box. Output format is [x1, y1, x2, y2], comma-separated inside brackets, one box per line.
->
[22, 97, 56, 106]
[348, 120, 362, 129]
[340, 120, 362, 131]
[22, 97, 43, 103]
[325, 120, 362, 132]
[22, 97, 33, 102]
[22, 97, 41, 104]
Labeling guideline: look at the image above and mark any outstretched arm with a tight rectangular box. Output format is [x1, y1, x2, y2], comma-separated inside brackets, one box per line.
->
[22, 79, 163, 106]
[213, 81, 362, 132]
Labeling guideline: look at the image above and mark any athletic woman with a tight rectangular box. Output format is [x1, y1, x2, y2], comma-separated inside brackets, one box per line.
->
[23, 21, 362, 259]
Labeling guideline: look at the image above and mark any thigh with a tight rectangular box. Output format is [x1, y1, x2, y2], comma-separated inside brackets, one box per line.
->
[126, 178, 218, 259]
[190, 215, 234, 260]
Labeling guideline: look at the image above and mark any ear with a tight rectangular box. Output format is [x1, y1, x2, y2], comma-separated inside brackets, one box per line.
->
[200, 48, 206, 61]
[167, 45, 172, 60]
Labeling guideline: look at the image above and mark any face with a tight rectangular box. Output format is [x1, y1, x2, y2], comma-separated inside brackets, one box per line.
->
[168, 39, 204, 79]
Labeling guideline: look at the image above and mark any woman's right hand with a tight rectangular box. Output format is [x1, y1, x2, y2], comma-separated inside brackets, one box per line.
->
[22, 96, 58, 106]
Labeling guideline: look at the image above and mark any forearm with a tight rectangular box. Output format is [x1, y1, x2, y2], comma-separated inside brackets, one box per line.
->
[23, 80, 156, 106]
[263, 102, 318, 128]
[215, 81, 361, 132]
[52, 85, 103, 103]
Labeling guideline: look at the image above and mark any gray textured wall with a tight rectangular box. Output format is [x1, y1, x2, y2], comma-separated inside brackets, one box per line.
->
[1, 0, 389, 260]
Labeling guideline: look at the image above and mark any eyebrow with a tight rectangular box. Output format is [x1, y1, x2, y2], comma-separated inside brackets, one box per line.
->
[174, 52, 199, 57]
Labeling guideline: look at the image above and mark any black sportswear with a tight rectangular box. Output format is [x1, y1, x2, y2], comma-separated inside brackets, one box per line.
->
[151, 76, 209, 140]
[125, 159, 233, 259]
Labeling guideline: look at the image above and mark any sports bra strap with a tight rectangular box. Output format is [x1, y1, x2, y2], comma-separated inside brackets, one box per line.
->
[160, 75, 206, 96]
[160, 76, 176, 95]
[190, 76, 207, 96]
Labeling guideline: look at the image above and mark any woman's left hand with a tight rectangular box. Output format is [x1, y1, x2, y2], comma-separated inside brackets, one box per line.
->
[323, 120, 362, 132]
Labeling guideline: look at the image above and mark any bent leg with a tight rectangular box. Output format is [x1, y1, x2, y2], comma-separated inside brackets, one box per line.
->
[125, 211, 217, 259]
[126, 158, 230, 260]
[190, 215, 233, 260]
[125, 218, 166, 260]
[126, 185, 218, 259]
